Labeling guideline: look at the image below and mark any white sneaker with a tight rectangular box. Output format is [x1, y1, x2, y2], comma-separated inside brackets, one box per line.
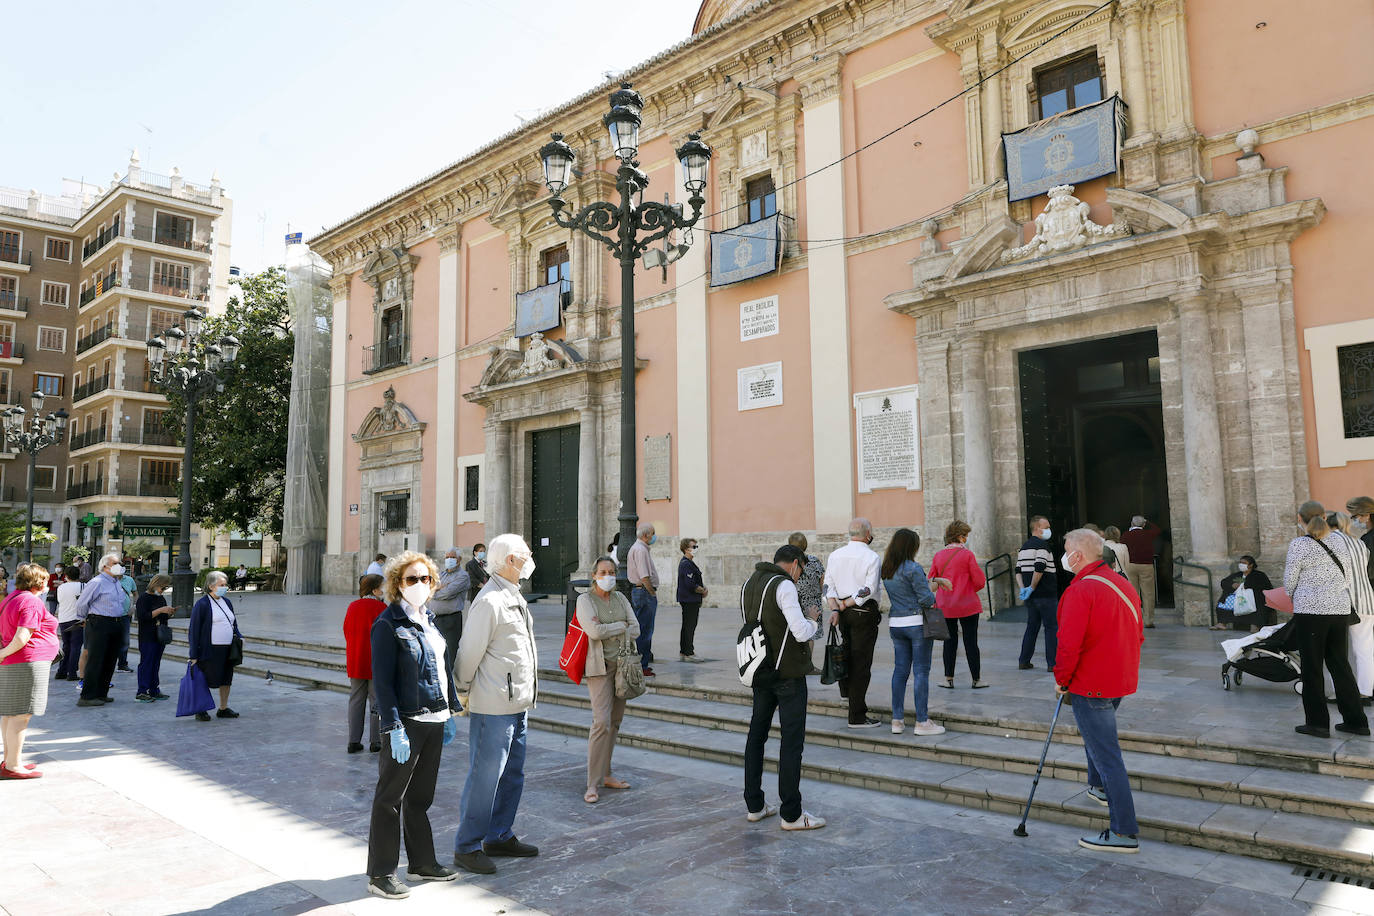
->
[912, 720, 946, 736]
[891, 720, 904, 734]
[746, 803, 778, 822]
[781, 810, 827, 831]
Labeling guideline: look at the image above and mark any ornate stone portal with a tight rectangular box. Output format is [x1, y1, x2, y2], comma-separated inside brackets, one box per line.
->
[1001, 185, 1129, 263]
[352, 388, 426, 574]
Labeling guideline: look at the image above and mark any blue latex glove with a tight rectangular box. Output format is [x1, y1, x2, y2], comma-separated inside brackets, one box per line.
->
[443, 717, 457, 745]
[389, 728, 411, 764]
[1018, 586, 1033, 603]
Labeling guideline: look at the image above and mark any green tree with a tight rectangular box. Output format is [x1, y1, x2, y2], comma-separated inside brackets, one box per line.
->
[0, 510, 57, 552]
[165, 267, 292, 537]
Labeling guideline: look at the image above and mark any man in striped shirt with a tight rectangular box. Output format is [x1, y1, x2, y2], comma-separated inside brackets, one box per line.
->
[1016, 516, 1059, 671]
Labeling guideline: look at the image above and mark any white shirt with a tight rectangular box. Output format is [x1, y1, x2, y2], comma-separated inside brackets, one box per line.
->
[57, 581, 84, 623]
[403, 599, 452, 724]
[774, 579, 819, 642]
[209, 596, 236, 645]
[823, 540, 884, 607]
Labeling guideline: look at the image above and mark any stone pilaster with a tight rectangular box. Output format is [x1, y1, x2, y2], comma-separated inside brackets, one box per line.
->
[1119, 0, 1154, 138]
[577, 405, 600, 572]
[1175, 292, 1228, 568]
[959, 332, 996, 556]
[485, 419, 512, 536]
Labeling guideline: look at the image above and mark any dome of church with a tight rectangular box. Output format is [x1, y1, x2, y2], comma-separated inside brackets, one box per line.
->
[693, 0, 757, 34]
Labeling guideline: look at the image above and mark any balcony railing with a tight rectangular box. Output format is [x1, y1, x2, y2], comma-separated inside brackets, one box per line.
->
[124, 270, 210, 302]
[0, 249, 31, 266]
[120, 373, 163, 395]
[66, 479, 107, 499]
[0, 342, 24, 360]
[0, 294, 27, 314]
[364, 338, 407, 374]
[140, 481, 179, 497]
[73, 373, 112, 401]
[128, 224, 211, 253]
[75, 324, 119, 354]
[140, 427, 177, 446]
[69, 427, 110, 450]
[78, 274, 122, 307]
[83, 224, 121, 260]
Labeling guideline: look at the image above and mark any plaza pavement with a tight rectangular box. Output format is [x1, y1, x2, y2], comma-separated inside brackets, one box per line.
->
[5, 591, 1374, 916]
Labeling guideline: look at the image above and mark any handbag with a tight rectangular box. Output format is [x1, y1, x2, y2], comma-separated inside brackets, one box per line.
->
[1308, 535, 1361, 625]
[922, 604, 950, 641]
[1264, 587, 1293, 613]
[1233, 588, 1258, 617]
[227, 635, 244, 666]
[175, 662, 215, 717]
[614, 647, 646, 700]
[820, 625, 848, 686]
[156, 619, 174, 645]
[559, 615, 589, 685]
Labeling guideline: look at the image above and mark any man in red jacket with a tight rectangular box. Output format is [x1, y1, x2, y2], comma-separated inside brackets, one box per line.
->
[1054, 528, 1144, 854]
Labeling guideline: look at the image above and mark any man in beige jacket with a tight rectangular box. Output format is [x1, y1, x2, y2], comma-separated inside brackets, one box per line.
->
[451, 533, 540, 875]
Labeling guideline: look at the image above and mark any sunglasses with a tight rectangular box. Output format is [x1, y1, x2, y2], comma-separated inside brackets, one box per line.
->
[403, 574, 432, 586]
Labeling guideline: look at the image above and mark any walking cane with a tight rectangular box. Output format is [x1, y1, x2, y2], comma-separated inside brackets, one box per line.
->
[1013, 693, 1066, 837]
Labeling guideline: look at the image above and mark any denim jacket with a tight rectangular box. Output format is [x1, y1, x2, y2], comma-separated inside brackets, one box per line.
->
[370, 602, 459, 733]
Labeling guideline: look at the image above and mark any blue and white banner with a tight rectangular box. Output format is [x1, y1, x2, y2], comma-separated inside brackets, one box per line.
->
[514, 280, 563, 338]
[1003, 95, 1125, 202]
[710, 213, 782, 287]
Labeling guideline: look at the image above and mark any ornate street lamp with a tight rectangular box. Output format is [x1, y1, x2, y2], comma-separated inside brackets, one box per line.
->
[538, 82, 712, 586]
[1, 391, 68, 563]
[146, 307, 241, 613]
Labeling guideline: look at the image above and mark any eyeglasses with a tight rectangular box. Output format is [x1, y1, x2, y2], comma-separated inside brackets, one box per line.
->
[402, 574, 432, 586]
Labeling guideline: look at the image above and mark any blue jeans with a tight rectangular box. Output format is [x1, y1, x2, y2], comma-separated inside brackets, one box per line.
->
[1071, 695, 1138, 836]
[1020, 596, 1058, 668]
[454, 711, 528, 854]
[137, 638, 166, 695]
[890, 624, 933, 722]
[630, 587, 657, 666]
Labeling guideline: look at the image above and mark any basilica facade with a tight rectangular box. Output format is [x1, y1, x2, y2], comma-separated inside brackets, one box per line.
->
[307, 0, 1374, 622]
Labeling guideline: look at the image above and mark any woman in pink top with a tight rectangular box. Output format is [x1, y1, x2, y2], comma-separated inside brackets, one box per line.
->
[0, 563, 60, 779]
[928, 520, 988, 690]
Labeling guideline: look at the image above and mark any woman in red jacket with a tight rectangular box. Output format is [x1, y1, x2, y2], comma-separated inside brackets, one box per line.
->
[343, 574, 387, 754]
[929, 520, 988, 689]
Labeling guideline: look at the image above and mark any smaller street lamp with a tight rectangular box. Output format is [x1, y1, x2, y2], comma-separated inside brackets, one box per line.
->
[1, 391, 68, 563]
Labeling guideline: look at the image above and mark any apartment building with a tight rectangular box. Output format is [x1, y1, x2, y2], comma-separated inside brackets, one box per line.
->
[0, 152, 233, 569]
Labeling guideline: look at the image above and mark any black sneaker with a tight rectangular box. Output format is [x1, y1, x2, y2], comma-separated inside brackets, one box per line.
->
[367, 875, 410, 899]
[116, 666, 134, 673]
[216, 708, 240, 719]
[369, 742, 381, 753]
[482, 836, 539, 857]
[195, 711, 212, 722]
[405, 862, 460, 882]
[1295, 724, 1331, 739]
[76, 698, 105, 707]
[453, 850, 496, 874]
[136, 693, 154, 703]
[846, 717, 882, 729]
[99, 696, 115, 704]
[347, 742, 365, 754]
[151, 692, 170, 701]
[1018, 662, 1035, 670]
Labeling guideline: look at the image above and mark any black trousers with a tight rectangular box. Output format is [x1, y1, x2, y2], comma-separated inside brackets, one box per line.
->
[433, 612, 462, 678]
[838, 605, 880, 724]
[943, 615, 981, 680]
[1294, 614, 1369, 731]
[743, 670, 807, 823]
[81, 616, 123, 700]
[367, 718, 446, 878]
[679, 602, 701, 656]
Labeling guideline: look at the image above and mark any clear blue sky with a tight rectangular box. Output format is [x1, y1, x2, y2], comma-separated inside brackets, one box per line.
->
[7, 0, 702, 272]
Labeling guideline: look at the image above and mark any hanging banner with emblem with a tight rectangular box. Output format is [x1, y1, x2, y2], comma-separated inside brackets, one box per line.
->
[1002, 95, 1126, 202]
[710, 213, 782, 287]
[514, 280, 564, 338]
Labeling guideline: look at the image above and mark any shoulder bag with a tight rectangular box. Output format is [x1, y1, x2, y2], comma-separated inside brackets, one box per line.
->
[1307, 535, 1361, 624]
[213, 597, 245, 665]
[922, 603, 950, 641]
[559, 614, 589, 685]
[736, 575, 786, 687]
[1082, 575, 1141, 625]
[614, 645, 646, 699]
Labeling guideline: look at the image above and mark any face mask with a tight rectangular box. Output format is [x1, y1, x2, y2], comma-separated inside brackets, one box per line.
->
[520, 557, 536, 580]
[1061, 552, 1076, 574]
[475, 551, 486, 561]
[649, 535, 657, 546]
[110, 564, 124, 577]
[215, 586, 228, 597]
[1041, 528, 1052, 539]
[402, 583, 430, 608]
[444, 557, 458, 570]
[595, 574, 617, 592]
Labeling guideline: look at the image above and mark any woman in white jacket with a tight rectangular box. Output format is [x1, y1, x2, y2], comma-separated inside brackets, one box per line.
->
[577, 556, 641, 804]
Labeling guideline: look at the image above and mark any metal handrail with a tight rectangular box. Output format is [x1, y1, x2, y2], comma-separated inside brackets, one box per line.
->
[983, 553, 1014, 619]
[1173, 556, 1215, 625]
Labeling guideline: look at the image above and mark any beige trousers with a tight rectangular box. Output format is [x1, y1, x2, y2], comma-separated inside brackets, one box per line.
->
[586, 673, 627, 791]
[1126, 562, 1157, 625]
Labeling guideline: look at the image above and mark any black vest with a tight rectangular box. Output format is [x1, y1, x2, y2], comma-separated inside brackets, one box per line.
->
[741, 562, 812, 679]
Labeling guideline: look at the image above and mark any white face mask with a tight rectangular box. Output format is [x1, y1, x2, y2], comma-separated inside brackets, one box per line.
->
[110, 564, 125, 577]
[520, 557, 536, 580]
[595, 574, 617, 592]
[1238, 563, 1248, 573]
[401, 583, 430, 608]
[1041, 528, 1052, 539]
[1061, 552, 1076, 575]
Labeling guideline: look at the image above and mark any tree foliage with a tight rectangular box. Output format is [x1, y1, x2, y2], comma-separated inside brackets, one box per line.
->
[165, 267, 292, 537]
[0, 509, 57, 549]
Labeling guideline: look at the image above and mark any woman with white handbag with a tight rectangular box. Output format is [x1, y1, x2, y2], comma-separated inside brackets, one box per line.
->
[1211, 555, 1274, 632]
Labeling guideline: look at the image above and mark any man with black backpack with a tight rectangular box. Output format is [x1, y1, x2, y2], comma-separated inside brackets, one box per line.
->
[739, 545, 825, 830]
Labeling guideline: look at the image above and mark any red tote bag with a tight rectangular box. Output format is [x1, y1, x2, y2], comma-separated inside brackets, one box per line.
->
[559, 615, 589, 685]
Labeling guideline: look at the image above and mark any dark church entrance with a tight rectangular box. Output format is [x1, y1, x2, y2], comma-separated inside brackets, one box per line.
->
[529, 425, 580, 595]
[1018, 330, 1173, 604]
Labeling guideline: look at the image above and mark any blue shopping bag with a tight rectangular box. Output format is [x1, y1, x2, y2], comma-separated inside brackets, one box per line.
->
[176, 662, 215, 717]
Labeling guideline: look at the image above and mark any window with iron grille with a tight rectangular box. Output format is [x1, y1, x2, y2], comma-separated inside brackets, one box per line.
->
[1034, 52, 1103, 120]
[381, 493, 409, 531]
[45, 238, 71, 262]
[464, 465, 480, 512]
[745, 175, 777, 224]
[1338, 341, 1374, 439]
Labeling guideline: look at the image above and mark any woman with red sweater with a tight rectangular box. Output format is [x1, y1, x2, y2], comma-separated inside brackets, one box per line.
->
[344, 574, 387, 754]
[929, 520, 988, 689]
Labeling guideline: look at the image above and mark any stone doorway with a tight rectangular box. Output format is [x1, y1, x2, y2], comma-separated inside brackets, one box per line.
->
[529, 424, 580, 594]
[1018, 329, 1173, 603]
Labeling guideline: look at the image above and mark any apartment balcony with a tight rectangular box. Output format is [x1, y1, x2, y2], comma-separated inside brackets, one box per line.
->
[0, 293, 27, 317]
[364, 338, 408, 374]
[0, 342, 25, 363]
[82, 224, 121, 261]
[0, 249, 31, 270]
[120, 373, 164, 396]
[78, 274, 122, 308]
[69, 424, 178, 452]
[124, 269, 210, 303]
[139, 481, 179, 498]
[73, 373, 112, 402]
[75, 324, 119, 355]
[69, 427, 110, 451]
[127, 224, 212, 255]
[66, 479, 107, 500]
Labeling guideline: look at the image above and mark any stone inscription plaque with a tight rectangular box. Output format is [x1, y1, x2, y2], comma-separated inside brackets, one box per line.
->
[738, 362, 783, 411]
[740, 295, 779, 342]
[854, 386, 920, 492]
[644, 434, 672, 501]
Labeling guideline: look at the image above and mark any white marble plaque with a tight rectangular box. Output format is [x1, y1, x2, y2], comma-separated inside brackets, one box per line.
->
[740, 129, 768, 166]
[738, 362, 783, 411]
[853, 385, 920, 492]
[643, 434, 671, 501]
[739, 295, 779, 342]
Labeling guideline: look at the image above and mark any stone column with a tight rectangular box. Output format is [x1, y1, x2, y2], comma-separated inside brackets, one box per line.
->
[1119, 0, 1153, 137]
[434, 228, 461, 546]
[674, 154, 711, 537]
[485, 419, 512, 536]
[979, 39, 1004, 185]
[1176, 293, 1228, 565]
[960, 332, 996, 557]
[577, 406, 600, 572]
[325, 272, 350, 558]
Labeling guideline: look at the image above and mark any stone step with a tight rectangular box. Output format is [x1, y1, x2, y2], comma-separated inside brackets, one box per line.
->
[162, 635, 347, 673]
[526, 697, 1374, 880]
[156, 649, 349, 695]
[534, 682, 1374, 824]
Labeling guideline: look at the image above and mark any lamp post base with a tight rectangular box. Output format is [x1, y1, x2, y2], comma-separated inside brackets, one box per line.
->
[171, 567, 196, 618]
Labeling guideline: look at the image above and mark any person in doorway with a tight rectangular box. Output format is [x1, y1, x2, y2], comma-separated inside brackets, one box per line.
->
[430, 547, 469, 677]
[344, 574, 387, 754]
[1017, 517, 1059, 671]
[1211, 556, 1273, 632]
[929, 520, 987, 690]
[54, 567, 84, 681]
[188, 571, 243, 722]
[366, 554, 387, 578]
[1056, 528, 1145, 853]
[576, 555, 639, 804]
[452, 533, 540, 875]
[882, 528, 944, 736]
[134, 575, 174, 701]
[235, 564, 248, 592]
[1285, 501, 1369, 738]
[626, 524, 659, 677]
[743, 544, 825, 830]
[676, 538, 707, 661]
[1121, 516, 1162, 628]
[1327, 512, 1374, 703]
[824, 518, 884, 729]
[0, 564, 59, 779]
[465, 544, 489, 604]
[1102, 526, 1130, 575]
[75, 553, 127, 707]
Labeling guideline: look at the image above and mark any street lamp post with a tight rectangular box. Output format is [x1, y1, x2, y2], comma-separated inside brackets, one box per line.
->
[1, 392, 68, 563]
[145, 307, 240, 613]
[538, 83, 712, 585]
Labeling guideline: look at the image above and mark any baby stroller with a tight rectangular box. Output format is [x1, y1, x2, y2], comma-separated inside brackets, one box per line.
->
[1220, 620, 1301, 693]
